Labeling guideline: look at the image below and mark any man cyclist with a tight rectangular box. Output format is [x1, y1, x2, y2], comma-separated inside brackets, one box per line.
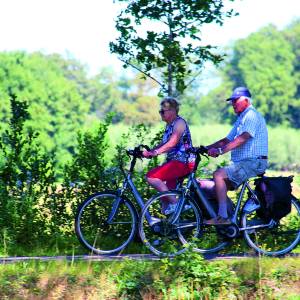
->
[204, 87, 268, 225]
[143, 96, 195, 214]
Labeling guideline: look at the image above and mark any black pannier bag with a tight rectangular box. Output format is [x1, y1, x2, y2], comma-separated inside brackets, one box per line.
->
[254, 176, 293, 221]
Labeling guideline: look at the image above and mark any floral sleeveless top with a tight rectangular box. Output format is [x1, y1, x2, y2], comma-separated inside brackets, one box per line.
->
[162, 116, 195, 163]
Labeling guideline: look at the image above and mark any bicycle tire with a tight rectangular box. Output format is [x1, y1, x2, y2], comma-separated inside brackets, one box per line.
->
[242, 196, 300, 256]
[139, 191, 202, 257]
[75, 191, 138, 255]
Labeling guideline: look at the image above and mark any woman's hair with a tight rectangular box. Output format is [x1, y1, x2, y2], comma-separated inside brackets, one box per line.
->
[160, 96, 180, 114]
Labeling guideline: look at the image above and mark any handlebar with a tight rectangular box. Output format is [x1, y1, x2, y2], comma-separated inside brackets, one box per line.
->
[186, 145, 208, 156]
[126, 144, 208, 160]
[126, 144, 150, 159]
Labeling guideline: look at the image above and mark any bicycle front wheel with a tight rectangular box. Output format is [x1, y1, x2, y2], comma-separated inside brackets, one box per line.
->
[242, 196, 300, 256]
[139, 191, 201, 257]
[75, 192, 137, 255]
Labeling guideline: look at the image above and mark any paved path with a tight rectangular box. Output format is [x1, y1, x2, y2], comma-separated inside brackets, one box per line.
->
[1, 253, 299, 264]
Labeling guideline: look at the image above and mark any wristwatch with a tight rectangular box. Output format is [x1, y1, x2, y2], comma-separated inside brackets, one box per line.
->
[153, 149, 159, 156]
[217, 147, 223, 155]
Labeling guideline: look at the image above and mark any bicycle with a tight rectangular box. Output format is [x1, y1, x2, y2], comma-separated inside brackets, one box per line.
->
[75, 145, 159, 254]
[139, 147, 300, 257]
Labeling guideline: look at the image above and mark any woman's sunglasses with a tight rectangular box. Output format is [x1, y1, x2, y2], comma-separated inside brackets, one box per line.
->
[159, 109, 172, 115]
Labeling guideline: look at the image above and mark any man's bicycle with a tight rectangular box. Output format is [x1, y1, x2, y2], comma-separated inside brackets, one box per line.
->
[139, 147, 300, 257]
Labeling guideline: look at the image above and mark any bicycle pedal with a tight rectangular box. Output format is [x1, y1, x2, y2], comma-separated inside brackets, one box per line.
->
[164, 204, 192, 215]
[243, 198, 260, 213]
[152, 239, 164, 246]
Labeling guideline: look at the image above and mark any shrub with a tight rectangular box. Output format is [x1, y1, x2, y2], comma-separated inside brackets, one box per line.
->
[115, 248, 240, 299]
[0, 94, 56, 247]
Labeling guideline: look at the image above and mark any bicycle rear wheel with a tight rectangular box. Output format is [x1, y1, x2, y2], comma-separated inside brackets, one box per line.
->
[242, 196, 300, 256]
[139, 191, 201, 257]
[75, 192, 137, 254]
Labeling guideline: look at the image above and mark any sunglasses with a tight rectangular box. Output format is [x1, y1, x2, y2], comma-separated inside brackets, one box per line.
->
[159, 109, 172, 115]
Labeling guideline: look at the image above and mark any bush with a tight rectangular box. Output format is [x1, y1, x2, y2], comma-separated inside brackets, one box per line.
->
[115, 249, 240, 299]
[0, 95, 56, 248]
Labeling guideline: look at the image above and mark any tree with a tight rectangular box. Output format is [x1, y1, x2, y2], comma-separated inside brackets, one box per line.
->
[110, 0, 236, 97]
[283, 19, 300, 128]
[0, 51, 90, 170]
[116, 74, 160, 124]
[227, 25, 296, 126]
[203, 25, 297, 126]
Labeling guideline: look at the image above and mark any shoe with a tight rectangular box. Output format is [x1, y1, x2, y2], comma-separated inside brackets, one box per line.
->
[152, 239, 164, 246]
[149, 217, 161, 226]
[164, 203, 176, 215]
[164, 204, 192, 215]
[243, 198, 260, 213]
[204, 215, 232, 225]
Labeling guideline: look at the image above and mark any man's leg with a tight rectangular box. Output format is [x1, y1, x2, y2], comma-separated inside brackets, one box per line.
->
[213, 168, 229, 219]
[198, 178, 234, 217]
[205, 168, 232, 225]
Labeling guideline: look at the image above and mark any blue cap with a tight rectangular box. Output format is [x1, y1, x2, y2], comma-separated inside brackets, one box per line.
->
[226, 87, 252, 101]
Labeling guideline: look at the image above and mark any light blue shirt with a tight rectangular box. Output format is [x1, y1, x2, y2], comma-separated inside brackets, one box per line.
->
[227, 106, 268, 162]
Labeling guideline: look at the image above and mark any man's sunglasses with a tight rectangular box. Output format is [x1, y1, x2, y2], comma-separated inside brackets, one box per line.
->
[159, 109, 172, 115]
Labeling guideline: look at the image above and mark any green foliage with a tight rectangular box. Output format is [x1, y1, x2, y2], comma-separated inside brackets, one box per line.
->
[201, 21, 300, 128]
[115, 249, 240, 299]
[0, 51, 90, 170]
[0, 258, 299, 300]
[283, 20, 300, 128]
[111, 0, 236, 96]
[224, 25, 296, 126]
[0, 95, 56, 246]
[51, 115, 114, 234]
[63, 114, 112, 193]
[0, 261, 117, 299]
[116, 75, 161, 125]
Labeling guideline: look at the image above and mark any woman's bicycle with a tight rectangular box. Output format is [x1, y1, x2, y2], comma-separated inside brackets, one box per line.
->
[75, 145, 161, 254]
[75, 144, 207, 255]
[139, 147, 300, 257]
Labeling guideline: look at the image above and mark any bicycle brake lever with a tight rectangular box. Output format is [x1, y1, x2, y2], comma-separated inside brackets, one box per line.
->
[140, 144, 150, 151]
[199, 145, 208, 154]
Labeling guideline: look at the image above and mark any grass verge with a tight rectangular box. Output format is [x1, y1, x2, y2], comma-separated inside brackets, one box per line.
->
[0, 254, 299, 300]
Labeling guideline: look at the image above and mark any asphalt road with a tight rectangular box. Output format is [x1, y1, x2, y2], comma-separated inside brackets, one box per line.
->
[1, 253, 299, 264]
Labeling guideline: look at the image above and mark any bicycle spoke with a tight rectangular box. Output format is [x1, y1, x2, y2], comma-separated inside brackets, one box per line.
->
[139, 191, 201, 256]
[75, 193, 137, 254]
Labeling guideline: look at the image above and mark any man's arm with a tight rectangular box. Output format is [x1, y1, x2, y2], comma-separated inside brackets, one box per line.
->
[220, 132, 251, 154]
[208, 132, 251, 157]
[206, 138, 230, 150]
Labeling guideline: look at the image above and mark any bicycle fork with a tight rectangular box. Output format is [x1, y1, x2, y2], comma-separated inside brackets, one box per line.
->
[106, 189, 125, 224]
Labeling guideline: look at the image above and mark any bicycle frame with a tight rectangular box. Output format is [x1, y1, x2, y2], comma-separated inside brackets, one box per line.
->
[168, 149, 273, 232]
[233, 180, 275, 231]
[167, 148, 217, 225]
[107, 153, 154, 225]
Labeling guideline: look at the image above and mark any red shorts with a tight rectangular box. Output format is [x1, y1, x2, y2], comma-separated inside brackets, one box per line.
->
[146, 160, 194, 189]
